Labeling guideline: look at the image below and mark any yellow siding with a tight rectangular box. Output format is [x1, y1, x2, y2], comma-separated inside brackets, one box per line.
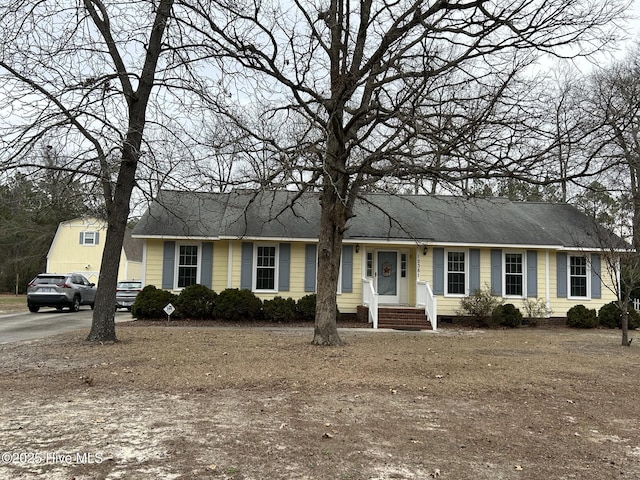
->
[426, 247, 618, 318]
[47, 219, 106, 283]
[141, 239, 618, 317]
[47, 218, 139, 284]
[124, 261, 142, 281]
[144, 239, 165, 287]
[546, 252, 617, 317]
[212, 240, 229, 291]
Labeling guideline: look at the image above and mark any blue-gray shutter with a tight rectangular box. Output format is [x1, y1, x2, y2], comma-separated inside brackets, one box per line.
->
[557, 252, 567, 298]
[342, 245, 353, 293]
[591, 254, 601, 299]
[200, 243, 213, 288]
[95, 232, 99, 245]
[240, 242, 253, 290]
[79, 232, 84, 244]
[305, 244, 317, 292]
[527, 250, 537, 297]
[491, 249, 502, 295]
[278, 243, 290, 291]
[433, 248, 444, 295]
[162, 241, 175, 289]
[469, 249, 480, 293]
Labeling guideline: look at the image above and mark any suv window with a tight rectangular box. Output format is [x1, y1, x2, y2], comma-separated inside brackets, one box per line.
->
[74, 275, 90, 285]
[36, 276, 66, 285]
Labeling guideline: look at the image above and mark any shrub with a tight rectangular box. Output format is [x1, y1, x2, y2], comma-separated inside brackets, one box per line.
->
[566, 304, 598, 328]
[598, 302, 640, 330]
[492, 303, 523, 328]
[131, 285, 177, 319]
[213, 288, 263, 321]
[522, 298, 552, 327]
[457, 285, 503, 326]
[263, 296, 297, 322]
[296, 294, 317, 322]
[598, 302, 620, 329]
[173, 284, 217, 320]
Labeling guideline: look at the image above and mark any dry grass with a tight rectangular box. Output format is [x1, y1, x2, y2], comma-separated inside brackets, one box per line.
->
[0, 294, 27, 314]
[0, 321, 639, 479]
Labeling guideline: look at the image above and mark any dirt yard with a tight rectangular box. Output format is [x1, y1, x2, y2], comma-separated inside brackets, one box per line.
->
[0, 315, 639, 479]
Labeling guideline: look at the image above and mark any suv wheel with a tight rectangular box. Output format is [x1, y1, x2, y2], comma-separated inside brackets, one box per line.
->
[70, 296, 81, 312]
[28, 304, 40, 313]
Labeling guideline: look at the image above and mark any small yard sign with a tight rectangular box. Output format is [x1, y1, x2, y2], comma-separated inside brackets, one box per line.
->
[163, 303, 175, 322]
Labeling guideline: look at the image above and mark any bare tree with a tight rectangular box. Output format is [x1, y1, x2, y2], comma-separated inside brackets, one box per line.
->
[586, 45, 640, 247]
[0, 0, 183, 341]
[578, 44, 640, 345]
[180, 0, 629, 345]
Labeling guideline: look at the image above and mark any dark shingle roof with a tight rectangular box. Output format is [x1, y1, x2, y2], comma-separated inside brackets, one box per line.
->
[132, 190, 624, 250]
[123, 229, 143, 262]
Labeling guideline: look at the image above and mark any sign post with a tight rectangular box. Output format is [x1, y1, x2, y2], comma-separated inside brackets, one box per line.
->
[163, 303, 175, 323]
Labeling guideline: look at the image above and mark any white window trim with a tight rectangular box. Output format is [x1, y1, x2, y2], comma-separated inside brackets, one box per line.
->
[253, 243, 279, 293]
[567, 253, 592, 300]
[503, 251, 526, 299]
[80, 231, 98, 246]
[445, 248, 468, 297]
[174, 242, 201, 290]
[365, 250, 374, 279]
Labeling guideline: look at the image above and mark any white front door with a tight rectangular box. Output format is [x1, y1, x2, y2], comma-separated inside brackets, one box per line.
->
[376, 250, 400, 304]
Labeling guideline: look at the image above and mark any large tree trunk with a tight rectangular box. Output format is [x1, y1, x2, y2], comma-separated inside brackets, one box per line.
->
[312, 118, 351, 345]
[86, 157, 137, 342]
[624, 160, 640, 347]
[313, 185, 347, 346]
[85, 0, 173, 342]
[86, 221, 124, 342]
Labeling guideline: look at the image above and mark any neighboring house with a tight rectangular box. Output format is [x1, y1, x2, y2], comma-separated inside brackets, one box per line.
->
[132, 190, 626, 329]
[47, 217, 143, 284]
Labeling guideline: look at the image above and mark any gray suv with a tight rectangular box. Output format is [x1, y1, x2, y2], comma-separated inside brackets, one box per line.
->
[27, 273, 97, 313]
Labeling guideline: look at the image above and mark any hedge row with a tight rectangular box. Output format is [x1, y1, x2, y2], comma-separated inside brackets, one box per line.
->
[131, 284, 329, 322]
[457, 287, 639, 330]
[567, 302, 640, 329]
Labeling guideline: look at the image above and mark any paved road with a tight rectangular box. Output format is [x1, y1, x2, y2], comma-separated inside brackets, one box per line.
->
[0, 308, 131, 344]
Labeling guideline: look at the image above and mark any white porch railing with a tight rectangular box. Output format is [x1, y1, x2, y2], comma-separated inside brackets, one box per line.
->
[362, 278, 379, 329]
[416, 280, 438, 331]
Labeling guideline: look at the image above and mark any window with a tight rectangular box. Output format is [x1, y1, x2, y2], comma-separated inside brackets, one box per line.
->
[446, 251, 466, 295]
[366, 252, 373, 277]
[505, 253, 523, 296]
[400, 253, 407, 278]
[569, 255, 588, 297]
[177, 245, 198, 288]
[80, 231, 99, 245]
[256, 245, 277, 291]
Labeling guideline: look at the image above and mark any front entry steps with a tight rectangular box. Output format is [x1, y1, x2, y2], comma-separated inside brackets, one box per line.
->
[377, 307, 432, 330]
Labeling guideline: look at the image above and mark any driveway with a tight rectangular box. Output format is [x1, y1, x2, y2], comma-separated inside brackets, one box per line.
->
[0, 308, 131, 344]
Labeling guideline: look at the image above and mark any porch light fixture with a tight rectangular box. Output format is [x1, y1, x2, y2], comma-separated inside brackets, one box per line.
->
[423, 246, 428, 256]
[355, 244, 360, 253]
